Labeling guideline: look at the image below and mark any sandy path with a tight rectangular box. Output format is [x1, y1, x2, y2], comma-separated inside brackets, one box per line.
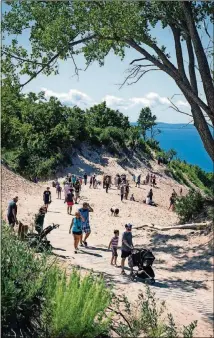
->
[45, 181, 213, 338]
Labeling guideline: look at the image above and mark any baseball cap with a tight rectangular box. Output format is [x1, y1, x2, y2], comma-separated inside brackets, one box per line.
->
[125, 223, 132, 229]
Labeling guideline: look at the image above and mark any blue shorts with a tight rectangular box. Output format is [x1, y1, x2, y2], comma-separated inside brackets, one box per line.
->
[82, 223, 91, 234]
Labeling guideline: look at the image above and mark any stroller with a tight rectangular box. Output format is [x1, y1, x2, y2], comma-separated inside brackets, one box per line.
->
[26, 223, 60, 252]
[128, 248, 155, 284]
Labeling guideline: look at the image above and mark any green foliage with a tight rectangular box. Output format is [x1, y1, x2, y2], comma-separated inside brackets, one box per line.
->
[1, 224, 47, 337]
[111, 287, 197, 338]
[43, 268, 111, 338]
[137, 107, 157, 141]
[175, 190, 204, 223]
[169, 160, 213, 193]
[1, 224, 111, 338]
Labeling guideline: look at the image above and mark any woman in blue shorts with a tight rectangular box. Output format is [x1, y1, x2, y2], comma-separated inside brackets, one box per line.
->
[69, 211, 83, 253]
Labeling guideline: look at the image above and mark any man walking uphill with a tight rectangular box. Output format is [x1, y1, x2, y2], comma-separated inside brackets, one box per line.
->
[79, 202, 93, 247]
[7, 196, 18, 229]
[121, 224, 134, 276]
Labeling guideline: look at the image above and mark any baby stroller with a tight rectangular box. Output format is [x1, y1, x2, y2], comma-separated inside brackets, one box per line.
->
[26, 223, 60, 252]
[128, 248, 155, 284]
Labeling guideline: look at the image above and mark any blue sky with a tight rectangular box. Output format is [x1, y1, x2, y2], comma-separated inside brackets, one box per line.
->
[3, 3, 211, 124]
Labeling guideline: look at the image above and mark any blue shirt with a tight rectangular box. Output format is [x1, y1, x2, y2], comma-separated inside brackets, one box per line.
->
[72, 218, 82, 232]
[78, 208, 89, 226]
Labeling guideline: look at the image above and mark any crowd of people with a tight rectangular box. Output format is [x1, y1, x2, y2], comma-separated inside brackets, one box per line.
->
[6, 170, 182, 276]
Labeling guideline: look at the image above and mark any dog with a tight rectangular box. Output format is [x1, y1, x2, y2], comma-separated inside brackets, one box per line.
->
[18, 221, 29, 240]
[110, 207, 119, 216]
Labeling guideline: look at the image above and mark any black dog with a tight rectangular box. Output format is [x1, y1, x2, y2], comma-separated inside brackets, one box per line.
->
[110, 208, 119, 216]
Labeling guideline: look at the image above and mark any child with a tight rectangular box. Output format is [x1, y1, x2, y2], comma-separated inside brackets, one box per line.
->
[108, 230, 119, 266]
[130, 194, 135, 201]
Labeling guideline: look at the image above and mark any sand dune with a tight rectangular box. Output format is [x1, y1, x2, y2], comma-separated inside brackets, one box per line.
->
[2, 149, 213, 337]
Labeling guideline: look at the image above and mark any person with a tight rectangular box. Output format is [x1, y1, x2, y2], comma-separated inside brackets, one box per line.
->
[105, 176, 110, 193]
[120, 184, 125, 202]
[74, 180, 81, 204]
[130, 194, 135, 201]
[84, 173, 87, 185]
[108, 230, 119, 266]
[172, 189, 177, 198]
[169, 194, 175, 211]
[125, 183, 130, 200]
[72, 175, 76, 185]
[69, 211, 84, 253]
[56, 183, 62, 199]
[43, 187, 51, 209]
[150, 174, 153, 185]
[92, 175, 96, 189]
[118, 175, 121, 189]
[89, 176, 93, 188]
[152, 175, 156, 187]
[121, 224, 134, 275]
[148, 188, 153, 201]
[180, 187, 183, 196]
[65, 189, 74, 214]
[79, 202, 94, 247]
[132, 174, 136, 183]
[64, 182, 70, 201]
[146, 173, 150, 185]
[35, 206, 47, 234]
[7, 196, 18, 229]
[136, 174, 141, 188]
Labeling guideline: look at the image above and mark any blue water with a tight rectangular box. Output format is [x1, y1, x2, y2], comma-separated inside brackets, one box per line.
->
[133, 122, 213, 172]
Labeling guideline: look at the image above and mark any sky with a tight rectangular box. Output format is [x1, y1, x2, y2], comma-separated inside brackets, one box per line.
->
[3, 3, 211, 124]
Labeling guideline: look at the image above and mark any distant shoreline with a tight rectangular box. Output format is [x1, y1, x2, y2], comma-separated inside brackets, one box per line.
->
[131, 122, 213, 173]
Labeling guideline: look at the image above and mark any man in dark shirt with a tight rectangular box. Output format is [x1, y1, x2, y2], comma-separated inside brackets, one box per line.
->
[43, 187, 51, 210]
[74, 180, 81, 204]
[121, 224, 134, 275]
[7, 196, 18, 229]
[83, 173, 87, 185]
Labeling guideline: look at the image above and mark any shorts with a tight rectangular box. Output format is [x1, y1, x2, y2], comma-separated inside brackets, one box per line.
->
[112, 247, 118, 257]
[7, 215, 15, 225]
[82, 223, 91, 234]
[121, 250, 132, 259]
[72, 231, 82, 236]
[44, 199, 50, 205]
[67, 201, 74, 206]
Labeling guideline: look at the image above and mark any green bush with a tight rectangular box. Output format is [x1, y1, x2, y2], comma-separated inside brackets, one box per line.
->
[43, 268, 111, 338]
[175, 190, 204, 223]
[111, 287, 197, 338]
[1, 224, 47, 337]
[1, 224, 111, 338]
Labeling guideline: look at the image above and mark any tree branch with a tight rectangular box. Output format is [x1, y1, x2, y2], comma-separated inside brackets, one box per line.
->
[20, 34, 96, 88]
[170, 25, 188, 81]
[186, 35, 198, 95]
[130, 57, 147, 65]
[2, 50, 47, 66]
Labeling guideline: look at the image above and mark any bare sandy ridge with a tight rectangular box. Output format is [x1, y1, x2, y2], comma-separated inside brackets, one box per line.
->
[2, 149, 213, 337]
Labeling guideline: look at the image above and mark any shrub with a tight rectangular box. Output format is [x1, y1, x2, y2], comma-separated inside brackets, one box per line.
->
[110, 287, 197, 338]
[175, 190, 204, 223]
[1, 224, 47, 337]
[43, 268, 112, 338]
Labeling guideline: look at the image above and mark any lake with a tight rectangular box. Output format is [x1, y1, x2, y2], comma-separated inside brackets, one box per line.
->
[133, 122, 213, 172]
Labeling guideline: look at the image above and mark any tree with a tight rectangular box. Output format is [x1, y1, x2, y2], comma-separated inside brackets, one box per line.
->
[137, 107, 157, 140]
[2, 1, 214, 160]
[86, 102, 130, 130]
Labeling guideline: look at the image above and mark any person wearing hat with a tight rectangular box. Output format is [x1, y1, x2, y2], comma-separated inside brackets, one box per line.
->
[121, 224, 134, 275]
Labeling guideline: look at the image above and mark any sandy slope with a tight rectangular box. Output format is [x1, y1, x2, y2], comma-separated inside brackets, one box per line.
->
[2, 149, 213, 337]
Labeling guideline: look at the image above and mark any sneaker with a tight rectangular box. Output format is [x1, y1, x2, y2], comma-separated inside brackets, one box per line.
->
[74, 250, 77, 254]
[121, 270, 126, 275]
[84, 241, 88, 247]
[80, 243, 84, 247]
